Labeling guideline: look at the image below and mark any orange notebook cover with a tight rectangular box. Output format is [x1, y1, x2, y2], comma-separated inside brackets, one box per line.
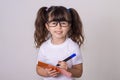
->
[37, 61, 72, 77]
[37, 61, 60, 72]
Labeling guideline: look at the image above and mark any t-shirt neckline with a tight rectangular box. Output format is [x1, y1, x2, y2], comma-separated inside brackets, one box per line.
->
[48, 38, 69, 48]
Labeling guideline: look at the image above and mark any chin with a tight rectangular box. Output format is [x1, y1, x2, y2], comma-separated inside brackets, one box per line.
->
[55, 36, 65, 39]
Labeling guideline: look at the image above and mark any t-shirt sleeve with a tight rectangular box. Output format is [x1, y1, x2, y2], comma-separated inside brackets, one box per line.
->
[36, 47, 46, 64]
[72, 46, 83, 65]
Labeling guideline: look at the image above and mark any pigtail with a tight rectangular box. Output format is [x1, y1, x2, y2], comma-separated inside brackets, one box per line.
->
[69, 8, 84, 47]
[34, 7, 48, 48]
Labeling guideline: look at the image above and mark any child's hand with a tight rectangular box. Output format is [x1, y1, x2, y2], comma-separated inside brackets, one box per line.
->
[58, 61, 68, 70]
[45, 68, 59, 77]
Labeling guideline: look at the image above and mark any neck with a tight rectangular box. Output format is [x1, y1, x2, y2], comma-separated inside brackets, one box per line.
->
[51, 37, 66, 45]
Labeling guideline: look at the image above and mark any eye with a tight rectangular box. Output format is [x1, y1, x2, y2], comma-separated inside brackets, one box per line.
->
[47, 21, 58, 27]
[60, 21, 69, 26]
[50, 21, 57, 25]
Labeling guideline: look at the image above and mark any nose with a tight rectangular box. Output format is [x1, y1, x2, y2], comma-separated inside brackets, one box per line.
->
[56, 22, 62, 28]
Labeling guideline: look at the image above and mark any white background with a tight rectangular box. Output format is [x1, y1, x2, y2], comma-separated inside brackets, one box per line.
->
[0, 0, 120, 80]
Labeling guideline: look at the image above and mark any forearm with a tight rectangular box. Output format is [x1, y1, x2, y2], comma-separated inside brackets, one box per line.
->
[68, 64, 83, 77]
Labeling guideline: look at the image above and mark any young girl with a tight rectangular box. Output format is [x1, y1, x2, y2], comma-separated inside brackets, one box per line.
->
[34, 6, 84, 80]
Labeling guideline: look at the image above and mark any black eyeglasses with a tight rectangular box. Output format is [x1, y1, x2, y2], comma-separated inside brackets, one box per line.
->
[47, 21, 70, 27]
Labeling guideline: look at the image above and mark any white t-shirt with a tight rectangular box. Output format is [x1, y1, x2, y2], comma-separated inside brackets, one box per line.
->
[37, 38, 83, 80]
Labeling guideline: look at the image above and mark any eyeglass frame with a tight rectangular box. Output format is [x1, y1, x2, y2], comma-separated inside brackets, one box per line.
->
[46, 20, 71, 27]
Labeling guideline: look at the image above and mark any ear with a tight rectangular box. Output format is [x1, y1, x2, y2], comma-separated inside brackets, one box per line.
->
[68, 25, 72, 36]
[68, 24, 71, 31]
[45, 23, 49, 31]
[69, 24, 71, 27]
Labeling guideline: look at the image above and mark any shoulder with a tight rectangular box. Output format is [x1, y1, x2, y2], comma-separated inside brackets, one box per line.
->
[39, 39, 50, 50]
[67, 38, 80, 50]
[68, 38, 79, 48]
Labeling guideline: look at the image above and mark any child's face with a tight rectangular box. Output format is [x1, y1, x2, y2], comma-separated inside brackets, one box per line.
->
[45, 18, 71, 40]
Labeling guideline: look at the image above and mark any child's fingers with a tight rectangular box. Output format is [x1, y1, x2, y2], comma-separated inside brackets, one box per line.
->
[58, 61, 66, 65]
[45, 68, 59, 77]
[45, 68, 52, 76]
[49, 70, 59, 77]
[45, 68, 52, 72]
[58, 61, 68, 70]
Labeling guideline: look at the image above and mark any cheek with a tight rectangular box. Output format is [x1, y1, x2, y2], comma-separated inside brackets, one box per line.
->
[46, 26, 51, 31]
[63, 27, 70, 33]
[47, 28, 54, 33]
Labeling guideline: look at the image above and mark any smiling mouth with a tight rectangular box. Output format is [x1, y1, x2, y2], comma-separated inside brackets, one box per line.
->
[55, 31, 63, 34]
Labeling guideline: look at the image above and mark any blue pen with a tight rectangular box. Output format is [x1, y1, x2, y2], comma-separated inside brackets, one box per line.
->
[56, 53, 76, 66]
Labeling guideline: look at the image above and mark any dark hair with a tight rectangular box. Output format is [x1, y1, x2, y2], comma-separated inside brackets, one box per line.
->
[34, 6, 84, 48]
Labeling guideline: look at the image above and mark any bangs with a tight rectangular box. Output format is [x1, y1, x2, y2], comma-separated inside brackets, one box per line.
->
[48, 9, 71, 22]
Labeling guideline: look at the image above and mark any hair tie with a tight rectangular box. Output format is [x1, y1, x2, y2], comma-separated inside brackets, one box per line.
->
[67, 8, 70, 13]
[46, 8, 48, 11]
